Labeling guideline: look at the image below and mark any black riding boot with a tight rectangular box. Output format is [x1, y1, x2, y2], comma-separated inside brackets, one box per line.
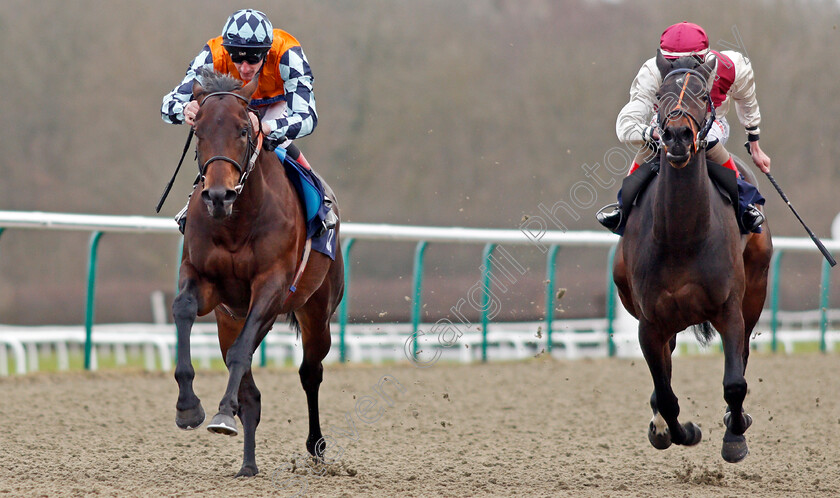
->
[595, 161, 659, 236]
[741, 204, 765, 233]
[596, 204, 623, 233]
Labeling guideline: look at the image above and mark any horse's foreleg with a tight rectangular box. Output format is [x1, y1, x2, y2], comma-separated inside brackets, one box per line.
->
[715, 306, 751, 463]
[640, 323, 701, 449]
[209, 281, 281, 437]
[235, 370, 261, 477]
[172, 268, 216, 430]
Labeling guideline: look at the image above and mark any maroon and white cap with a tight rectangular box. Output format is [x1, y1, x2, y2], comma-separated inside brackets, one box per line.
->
[659, 22, 709, 59]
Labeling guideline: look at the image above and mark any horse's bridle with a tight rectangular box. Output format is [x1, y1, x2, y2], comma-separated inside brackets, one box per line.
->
[197, 91, 263, 194]
[657, 68, 716, 153]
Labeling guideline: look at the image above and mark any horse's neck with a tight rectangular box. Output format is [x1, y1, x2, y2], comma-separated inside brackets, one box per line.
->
[242, 154, 301, 226]
[652, 152, 712, 245]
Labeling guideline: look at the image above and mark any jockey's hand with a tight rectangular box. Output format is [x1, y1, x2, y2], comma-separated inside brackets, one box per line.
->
[248, 112, 273, 136]
[749, 141, 771, 173]
[249, 112, 260, 134]
[264, 135, 286, 152]
[183, 101, 199, 126]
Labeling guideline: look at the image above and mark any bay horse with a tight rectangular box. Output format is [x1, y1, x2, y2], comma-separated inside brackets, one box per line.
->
[612, 55, 773, 462]
[171, 69, 344, 477]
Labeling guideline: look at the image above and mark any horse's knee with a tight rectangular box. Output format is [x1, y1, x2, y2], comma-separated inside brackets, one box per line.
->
[173, 292, 198, 321]
[225, 354, 252, 372]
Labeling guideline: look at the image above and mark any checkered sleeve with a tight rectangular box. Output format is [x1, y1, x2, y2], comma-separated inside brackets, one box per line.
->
[161, 45, 214, 124]
[266, 45, 318, 141]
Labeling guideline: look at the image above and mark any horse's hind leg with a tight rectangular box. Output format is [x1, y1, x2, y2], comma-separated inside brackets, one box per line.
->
[640, 323, 701, 449]
[235, 369, 261, 477]
[295, 308, 332, 459]
[742, 230, 773, 366]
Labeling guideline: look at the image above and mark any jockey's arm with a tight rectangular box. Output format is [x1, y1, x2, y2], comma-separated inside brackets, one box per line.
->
[161, 46, 214, 125]
[724, 51, 770, 172]
[262, 46, 319, 143]
[616, 59, 661, 147]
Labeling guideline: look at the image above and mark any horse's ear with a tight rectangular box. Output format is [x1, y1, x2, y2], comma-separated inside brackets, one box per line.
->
[239, 74, 260, 101]
[697, 54, 716, 88]
[655, 49, 672, 79]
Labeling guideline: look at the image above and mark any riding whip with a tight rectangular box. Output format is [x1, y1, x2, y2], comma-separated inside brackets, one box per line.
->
[747, 142, 836, 266]
[156, 128, 194, 213]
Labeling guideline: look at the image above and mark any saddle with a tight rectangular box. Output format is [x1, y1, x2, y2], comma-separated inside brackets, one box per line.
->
[274, 147, 338, 260]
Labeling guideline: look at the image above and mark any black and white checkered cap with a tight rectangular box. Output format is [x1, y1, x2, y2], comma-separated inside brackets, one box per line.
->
[221, 9, 273, 48]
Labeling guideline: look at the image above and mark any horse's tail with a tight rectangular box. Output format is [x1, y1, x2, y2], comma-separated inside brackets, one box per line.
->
[691, 321, 716, 346]
[288, 312, 301, 339]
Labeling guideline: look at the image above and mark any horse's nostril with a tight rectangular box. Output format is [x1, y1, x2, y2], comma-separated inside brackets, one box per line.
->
[201, 190, 211, 203]
[224, 190, 237, 204]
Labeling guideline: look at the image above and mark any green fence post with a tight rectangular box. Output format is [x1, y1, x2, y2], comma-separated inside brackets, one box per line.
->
[84, 231, 104, 371]
[605, 244, 618, 357]
[338, 238, 356, 363]
[544, 245, 560, 354]
[768, 250, 784, 353]
[411, 241, 428, 360]
[820, 257, 832, 353]
[480, 243, 497, 363]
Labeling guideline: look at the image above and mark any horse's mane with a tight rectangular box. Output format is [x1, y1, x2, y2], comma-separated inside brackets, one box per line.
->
[196, 67, 243, 93]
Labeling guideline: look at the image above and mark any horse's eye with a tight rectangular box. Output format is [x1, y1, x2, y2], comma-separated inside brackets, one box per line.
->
[240, 128, 248, 138]
[662, 129, 673, 141]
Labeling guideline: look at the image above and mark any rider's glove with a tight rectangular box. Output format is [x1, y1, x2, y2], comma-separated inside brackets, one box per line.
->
[263, 136, 285, 152]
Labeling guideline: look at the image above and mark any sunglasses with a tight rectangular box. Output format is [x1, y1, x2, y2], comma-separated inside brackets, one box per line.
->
[229, 50, 266, 65]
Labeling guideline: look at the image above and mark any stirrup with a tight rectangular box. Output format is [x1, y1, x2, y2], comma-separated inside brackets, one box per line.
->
[175, 204, 188, 235]
[314, 197, 337, 237]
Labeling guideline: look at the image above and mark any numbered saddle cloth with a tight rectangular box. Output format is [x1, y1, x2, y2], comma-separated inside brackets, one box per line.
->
[274, 147, 337, 260]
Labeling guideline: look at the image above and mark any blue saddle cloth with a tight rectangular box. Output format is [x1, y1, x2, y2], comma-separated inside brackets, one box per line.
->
[274, 147, 337, 260]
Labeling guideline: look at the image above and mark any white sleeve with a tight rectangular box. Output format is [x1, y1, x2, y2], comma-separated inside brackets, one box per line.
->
[722, 50, 761, 135]
[616, 59, 661, 146]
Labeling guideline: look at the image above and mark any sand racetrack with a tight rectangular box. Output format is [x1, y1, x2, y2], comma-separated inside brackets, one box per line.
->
[1, 353, 838, 497]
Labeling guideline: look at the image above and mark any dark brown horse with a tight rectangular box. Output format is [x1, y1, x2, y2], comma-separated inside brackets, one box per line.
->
[171, 70, 344, 477]
[613, 55, 773, 462]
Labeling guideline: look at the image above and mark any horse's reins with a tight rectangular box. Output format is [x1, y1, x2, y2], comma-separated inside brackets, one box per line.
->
[657, 68, 716, 154]
[197, 91, 263, 194]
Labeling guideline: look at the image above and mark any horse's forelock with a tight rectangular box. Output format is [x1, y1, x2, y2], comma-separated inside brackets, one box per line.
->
[196, 67, 243, 94]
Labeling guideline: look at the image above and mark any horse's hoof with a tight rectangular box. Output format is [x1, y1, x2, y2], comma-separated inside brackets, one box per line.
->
[721, 429, 749, 463]
[175, 403, 206, 430]
[648, 421, 672, 450]
[307, 434, 326, 461]
[235, 464, 259, 477]
[207, 413, 238, 436]
[682, 422, 702, 446]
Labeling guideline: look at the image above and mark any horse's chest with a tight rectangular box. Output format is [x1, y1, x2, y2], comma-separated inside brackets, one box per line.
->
[635, 263, 729, 320]
[195, 246, 254, 282]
